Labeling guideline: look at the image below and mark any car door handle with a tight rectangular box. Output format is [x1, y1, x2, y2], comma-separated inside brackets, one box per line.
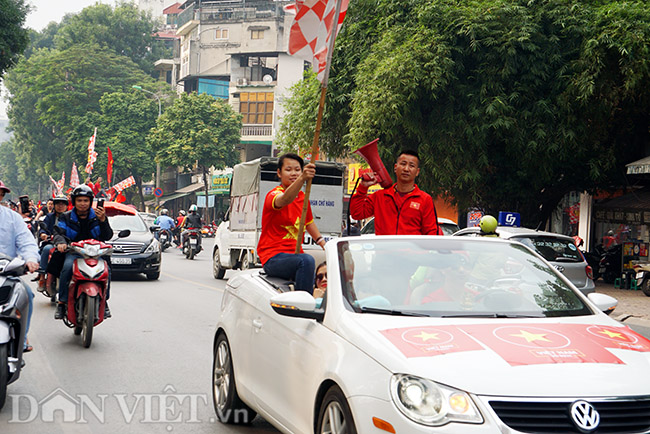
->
[252, 319, 263, 330]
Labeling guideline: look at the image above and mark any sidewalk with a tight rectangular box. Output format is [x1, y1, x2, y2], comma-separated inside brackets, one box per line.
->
[594, 280, 650, 326]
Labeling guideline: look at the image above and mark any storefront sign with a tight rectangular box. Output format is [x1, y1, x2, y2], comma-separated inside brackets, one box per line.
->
[347, 164, 382, 195]
[210, 173, 232, 194]
[594, 209, 644, 225]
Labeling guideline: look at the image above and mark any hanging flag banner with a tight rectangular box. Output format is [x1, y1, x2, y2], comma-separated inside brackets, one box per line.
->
[57, 171, 66, 195]
[70, 162, 80, 188]
[85, 128, 98, 174]
[112, 176, 136, 194]
[287, 0, 349, 82]
[49, 175, 61, 195]
[107, 147, 114, 185]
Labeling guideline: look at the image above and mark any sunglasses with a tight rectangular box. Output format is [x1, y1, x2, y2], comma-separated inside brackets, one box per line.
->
[316, 273, 327, 281]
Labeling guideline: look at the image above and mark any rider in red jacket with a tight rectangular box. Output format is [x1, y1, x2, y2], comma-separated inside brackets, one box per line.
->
[350, 150, 441, 235]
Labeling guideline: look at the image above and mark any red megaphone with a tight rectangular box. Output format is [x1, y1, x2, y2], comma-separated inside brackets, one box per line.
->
[354, 139, 393, 188]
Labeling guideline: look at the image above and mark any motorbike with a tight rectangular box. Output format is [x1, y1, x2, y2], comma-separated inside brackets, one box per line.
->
[62, 230, 129, 348]
[201, 222, 216, 238]
[158, 228, 173, 252]
[36, 223, 57, 304]
[183, 229, 202, 260]
[633, 262, 650, 297]
[0, 254, 30, 410]
[574, 238, 604, 281]
[598, 243, 622, 284]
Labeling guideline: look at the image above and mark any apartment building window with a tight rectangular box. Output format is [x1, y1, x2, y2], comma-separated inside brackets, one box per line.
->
[251, 29, 264, 40]
[240, 92, 273, 124]
[215, 28, 229, 40]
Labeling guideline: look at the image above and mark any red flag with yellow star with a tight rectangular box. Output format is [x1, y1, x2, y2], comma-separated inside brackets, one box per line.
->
[381, 326, 483, 358]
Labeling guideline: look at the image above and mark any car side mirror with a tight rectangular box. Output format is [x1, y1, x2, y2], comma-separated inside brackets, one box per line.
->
[587, 292, 618, 315]
[118, 229, 131, 238]
[270, 291, 324, 321]
[149, 225, 160, 233]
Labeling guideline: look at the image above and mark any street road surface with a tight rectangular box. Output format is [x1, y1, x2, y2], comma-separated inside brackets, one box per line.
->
[0, 241, 278, 433]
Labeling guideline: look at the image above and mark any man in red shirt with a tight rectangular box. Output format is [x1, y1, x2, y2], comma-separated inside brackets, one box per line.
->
[257, 153, 326, 293]
[350, 150, 441, 235]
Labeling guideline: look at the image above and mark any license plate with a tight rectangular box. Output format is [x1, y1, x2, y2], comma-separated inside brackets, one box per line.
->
[637, 272, 644, 280]
[190, 239, 198, 245]
[112, 257, 132, 265]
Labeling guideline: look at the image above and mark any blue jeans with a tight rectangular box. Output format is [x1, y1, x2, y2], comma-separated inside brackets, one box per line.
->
[59, 254, 111, 302]
[39, 244, 54, 271]
[263, 253, 315, 294]
[23, 281, 34, 350]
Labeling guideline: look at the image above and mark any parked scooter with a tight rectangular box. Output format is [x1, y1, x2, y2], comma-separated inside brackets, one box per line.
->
[598, 244, 622, 284]
[158, 228, 173, 252]
[184, 229, 202, 260]
[633, 262, 650, 297]
[62, 231, 129, 348]
[0, 254, 30, 409]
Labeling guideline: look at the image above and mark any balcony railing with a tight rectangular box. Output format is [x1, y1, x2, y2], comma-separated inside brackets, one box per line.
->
[241, 124, 272, 136]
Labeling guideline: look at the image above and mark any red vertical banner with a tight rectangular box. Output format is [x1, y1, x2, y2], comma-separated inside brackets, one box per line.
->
[107, 147, 114, 185]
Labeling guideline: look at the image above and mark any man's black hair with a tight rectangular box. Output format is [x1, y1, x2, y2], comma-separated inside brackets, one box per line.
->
[278, 153, 304, 170]
[399, 149, 420, 162]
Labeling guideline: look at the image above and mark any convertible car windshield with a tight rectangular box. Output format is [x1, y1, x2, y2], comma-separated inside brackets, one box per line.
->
[337, 238, 592, 318]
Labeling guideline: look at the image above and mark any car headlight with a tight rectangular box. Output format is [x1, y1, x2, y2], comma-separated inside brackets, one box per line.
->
[390, 374, 482, 426]
[144, 239, 160, 254]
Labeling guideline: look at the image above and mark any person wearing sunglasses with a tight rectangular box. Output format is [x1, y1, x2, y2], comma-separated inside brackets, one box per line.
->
[313, 262, 327, 299]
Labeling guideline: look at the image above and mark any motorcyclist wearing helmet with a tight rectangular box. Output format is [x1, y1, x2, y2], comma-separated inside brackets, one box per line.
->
[52, 185, 113, 320]
[36, 196, 69, 289]
[179, 204, 203, 250]
[154, 208, 175, 240]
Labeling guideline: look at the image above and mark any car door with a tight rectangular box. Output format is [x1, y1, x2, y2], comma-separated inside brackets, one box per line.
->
[248, 287, 328, 433]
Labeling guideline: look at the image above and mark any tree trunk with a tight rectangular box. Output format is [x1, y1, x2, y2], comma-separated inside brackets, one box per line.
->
[135, 175, 146, 212]
[201, 166, 211, 222]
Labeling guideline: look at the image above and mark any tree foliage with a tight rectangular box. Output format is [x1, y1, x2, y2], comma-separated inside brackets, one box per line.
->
[148, 92, 241, 208]
[282, 0, 650, 226]
[0, 0, 29, 77]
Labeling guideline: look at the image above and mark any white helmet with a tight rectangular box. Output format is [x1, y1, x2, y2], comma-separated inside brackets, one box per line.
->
[189, 204, 198, 212]
[161, 208, 169, 215]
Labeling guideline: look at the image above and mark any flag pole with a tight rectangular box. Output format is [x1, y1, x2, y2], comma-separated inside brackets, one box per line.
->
[294, 0, 343, 254]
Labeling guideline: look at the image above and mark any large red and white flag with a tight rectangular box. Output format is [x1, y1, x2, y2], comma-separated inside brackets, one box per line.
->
[49, 175, 60, 195]
[112, 176, 136, 194]
[287, 0, 348, 82]
[85, 128, 98, 174]
[70, 162, 80, 188]
[56, 171, 65, 195]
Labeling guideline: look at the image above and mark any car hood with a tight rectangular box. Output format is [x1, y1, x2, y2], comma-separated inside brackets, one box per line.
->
[336, 314, 650, 397]
[110, 231, 152, 244]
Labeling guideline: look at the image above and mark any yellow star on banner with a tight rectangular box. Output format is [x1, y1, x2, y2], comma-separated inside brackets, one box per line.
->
[511, 330, 552, 343]
[599, 329, 625, 339]
[414, 331, 439, 342]
[281, 217, 301, 240]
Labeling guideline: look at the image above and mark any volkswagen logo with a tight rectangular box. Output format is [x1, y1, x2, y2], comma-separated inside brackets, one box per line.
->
[554, 264, 565, 273]
[114, 245, 123, 252]
[570, 400, 600, 432]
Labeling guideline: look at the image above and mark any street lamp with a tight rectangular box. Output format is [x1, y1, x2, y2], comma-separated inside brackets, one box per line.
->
[132, 85, 162, 208]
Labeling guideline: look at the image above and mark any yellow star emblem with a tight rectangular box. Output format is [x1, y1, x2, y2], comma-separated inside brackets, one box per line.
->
[413, 331, 439, 342]
[511, 330, 552, 343]
[599, 329, 625, 339]
[281, 217, 301, 241]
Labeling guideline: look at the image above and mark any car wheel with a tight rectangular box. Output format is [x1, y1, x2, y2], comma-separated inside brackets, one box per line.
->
[146, 271, 160, 280]
[212, 333, 256, 424]
[240, 252, 250, 271]
[642, 279, 650, 297]
[317, 385, 357, 434]
[213, 248, 226, 279]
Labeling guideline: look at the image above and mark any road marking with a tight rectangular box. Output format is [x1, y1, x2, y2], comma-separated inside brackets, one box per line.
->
[161, 271, 224, 292]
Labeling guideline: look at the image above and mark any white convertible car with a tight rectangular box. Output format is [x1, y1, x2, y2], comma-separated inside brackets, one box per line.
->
[212, 236, 650, 434]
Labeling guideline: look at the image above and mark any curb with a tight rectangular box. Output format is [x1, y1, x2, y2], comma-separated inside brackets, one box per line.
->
[613, 314, 650, 328]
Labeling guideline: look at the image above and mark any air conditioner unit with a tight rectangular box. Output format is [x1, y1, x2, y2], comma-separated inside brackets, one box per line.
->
[237, 78, 248, 86]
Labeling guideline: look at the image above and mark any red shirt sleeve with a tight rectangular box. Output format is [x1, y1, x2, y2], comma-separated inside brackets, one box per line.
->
[421, 195, 442, 235]
[350, 184, 375, 220]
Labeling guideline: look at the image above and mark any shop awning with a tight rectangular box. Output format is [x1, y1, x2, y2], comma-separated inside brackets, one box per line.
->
[144, 191, 194, 207]
[175, 182, 205, 194]
[626, 156, 650, 175]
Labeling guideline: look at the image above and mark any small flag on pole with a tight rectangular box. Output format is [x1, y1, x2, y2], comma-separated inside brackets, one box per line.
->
[70, 162, 80, 188]
[287, 0, 349, 82]
[85, 128, 98, 174]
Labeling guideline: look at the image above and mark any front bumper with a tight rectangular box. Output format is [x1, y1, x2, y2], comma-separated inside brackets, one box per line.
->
[110, 252, 161, 274]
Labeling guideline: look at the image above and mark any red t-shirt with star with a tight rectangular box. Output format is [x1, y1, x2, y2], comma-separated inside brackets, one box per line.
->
[257, 185, 314, 265]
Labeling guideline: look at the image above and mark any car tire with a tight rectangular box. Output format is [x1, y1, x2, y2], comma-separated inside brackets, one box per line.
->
[213, 248, 226, 279]
[642, 279, 650, 297]
[316, 385, 357, 434]
[212, 333, 256, 424]
[146, 271, 160, 280]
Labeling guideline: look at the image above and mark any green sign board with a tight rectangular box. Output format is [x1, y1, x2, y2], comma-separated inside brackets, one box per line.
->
[209, 173, 232, 195]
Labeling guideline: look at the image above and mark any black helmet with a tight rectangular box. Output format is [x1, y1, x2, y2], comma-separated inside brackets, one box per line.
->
[71, 185, 94, 202]
[53, 196, 69, 205]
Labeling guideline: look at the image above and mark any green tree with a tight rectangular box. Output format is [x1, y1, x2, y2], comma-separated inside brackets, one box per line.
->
[148, 92, 241, 218]
[54, 2, 168, 74]
[0, 0, 29, 77]
[336, 0, 650, 226]
[4, 44, 156, 182]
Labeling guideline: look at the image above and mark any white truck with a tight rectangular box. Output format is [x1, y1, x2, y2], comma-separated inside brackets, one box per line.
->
[212, 157, 346, 279]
